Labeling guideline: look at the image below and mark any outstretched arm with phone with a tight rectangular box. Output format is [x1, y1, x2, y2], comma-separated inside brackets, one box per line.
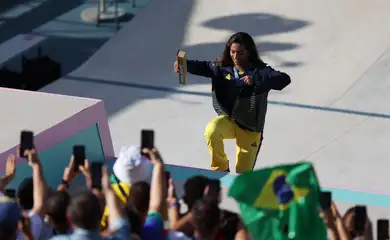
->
[142, 148, 166, 239]
[146, 148, 165, 213]
[167, 178, 180, 228]
[57, 155, 83, 191]
[321, 202, 351, 240]
[25, 149, 48, 218]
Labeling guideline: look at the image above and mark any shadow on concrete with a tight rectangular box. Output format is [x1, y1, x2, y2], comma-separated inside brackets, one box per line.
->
[0, 0, 136, 79]
[64, 75, 390, 120]
[44, 10, 309, 118]
[40, 37, 108, 76]
[197, 13, 309, 68]
[0, 0, 37, 15]
[0, 0, 86, 43]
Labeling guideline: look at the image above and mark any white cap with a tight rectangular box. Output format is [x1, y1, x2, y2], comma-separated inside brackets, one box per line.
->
[112, 145, 152, 184]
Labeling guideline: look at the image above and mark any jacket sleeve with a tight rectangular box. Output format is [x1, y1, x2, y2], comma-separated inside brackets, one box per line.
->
[254, 66, 291, 93]
[186, 60, 219, 78]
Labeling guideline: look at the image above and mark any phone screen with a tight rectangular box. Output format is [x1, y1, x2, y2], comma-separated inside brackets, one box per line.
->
[206, 179, 221, 202]
[320, 191, 332, 210]
[355, 206, 367, 232]
[141, 130, 154, 149]
[377, 219, 389, 240]
[165, 171, 170, 187]
[141, 130, 154, 155]
[90, 162, 104, 189]
[4, 189, 16, 199]
[20, 131, 34, 157]
[73, 145, 86, 171]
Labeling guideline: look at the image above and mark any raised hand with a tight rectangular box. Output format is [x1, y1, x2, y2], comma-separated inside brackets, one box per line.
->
[142, 148, 163, 165]
[5, 154, 16, 178]
[24, 149, 40, 167]
[174, 61, 181, 75]
[79, 159, 92, 189]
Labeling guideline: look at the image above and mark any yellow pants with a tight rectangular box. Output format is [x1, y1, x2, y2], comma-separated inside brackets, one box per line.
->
[204, 115, 262, 173]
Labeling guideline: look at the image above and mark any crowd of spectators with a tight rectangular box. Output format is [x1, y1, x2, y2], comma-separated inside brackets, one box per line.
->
[0, 145, 379, 240]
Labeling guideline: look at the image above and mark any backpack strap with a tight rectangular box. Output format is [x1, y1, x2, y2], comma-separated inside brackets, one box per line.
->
[109, 173, 128, 202]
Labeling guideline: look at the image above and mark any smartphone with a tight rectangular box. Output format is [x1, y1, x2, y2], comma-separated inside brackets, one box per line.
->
[20, 131, 34, 157]
[4, 189, 16, 199]
[165, 171, 176, 197]
[90, 162, 104, 189]
[377, 219, 389, 240]
[141, 130, 154, 155]
[206, 179, 221, 202]
[73, 145, 86, 171]
[165, 171, 171, 187]
[320, 191, 332, 210]
[355, 205, 367, 232]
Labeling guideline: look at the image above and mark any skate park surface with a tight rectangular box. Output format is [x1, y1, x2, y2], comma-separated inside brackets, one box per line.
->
[1, 0, 390, 228]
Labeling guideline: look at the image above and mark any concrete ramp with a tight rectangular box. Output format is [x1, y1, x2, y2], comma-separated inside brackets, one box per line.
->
[35, 0, 390, 223]
[0, 88, 114, 189]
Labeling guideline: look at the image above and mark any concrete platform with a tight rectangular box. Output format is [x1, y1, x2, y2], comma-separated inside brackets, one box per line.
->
[0, 88, 114, 188]
[40, 0, 390, 196]
[0, 0, 387, 233]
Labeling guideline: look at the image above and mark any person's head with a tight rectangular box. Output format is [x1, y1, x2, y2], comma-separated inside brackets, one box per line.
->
[45, 191, 71, 231]
[220, 32, 265, 68]
[342, 206, 371, 239]
[17, 177, 34, 210]
[183, 175, 210, 210]
[68, 191, 102, 231]
[191, 199, 221, 240]
[125, 201, 142, 236]
[0, 196, 21, 240]
[128, 181, 150, 216]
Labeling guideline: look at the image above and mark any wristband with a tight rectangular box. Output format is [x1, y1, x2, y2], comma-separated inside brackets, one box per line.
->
[61, 179, 69, 188]
[168, 202, 180, 209]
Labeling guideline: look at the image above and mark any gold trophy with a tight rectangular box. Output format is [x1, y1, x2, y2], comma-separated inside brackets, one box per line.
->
[176, 50, 188, 85]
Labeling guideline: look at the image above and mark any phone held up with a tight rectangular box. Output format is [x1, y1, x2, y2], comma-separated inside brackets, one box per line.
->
[320, 191, 332, 210]
[20, 131, 34, 157]
[377, 219, 389, 240]
[141, 129, 154, 157]
[355, 205, 367, 233]
[206, 179, 221, 203]
[165, 171, 171, 187]
[90, 162, 104, 190]
[73, 145, 86, 172]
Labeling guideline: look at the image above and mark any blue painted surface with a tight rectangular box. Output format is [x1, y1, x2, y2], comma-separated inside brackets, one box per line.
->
[4, 121, 389, 206]
[6, 124, 104, 190]
[165, 165, 390, 207]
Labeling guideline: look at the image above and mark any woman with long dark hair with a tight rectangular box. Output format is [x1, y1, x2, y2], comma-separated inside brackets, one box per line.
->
[174, 32, 291, 173]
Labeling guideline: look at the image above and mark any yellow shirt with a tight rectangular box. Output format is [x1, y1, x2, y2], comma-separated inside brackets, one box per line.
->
[101, 182, 132, 228]
[100, 182, 168, 229]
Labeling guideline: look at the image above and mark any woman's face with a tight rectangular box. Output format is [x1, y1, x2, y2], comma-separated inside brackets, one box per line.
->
[230, 43, 249, 66]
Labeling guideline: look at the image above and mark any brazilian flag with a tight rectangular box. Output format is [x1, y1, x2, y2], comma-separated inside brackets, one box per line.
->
[228, 162, 327, 240]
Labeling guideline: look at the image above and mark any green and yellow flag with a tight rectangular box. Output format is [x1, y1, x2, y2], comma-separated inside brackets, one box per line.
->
[228, 162, 327, 240]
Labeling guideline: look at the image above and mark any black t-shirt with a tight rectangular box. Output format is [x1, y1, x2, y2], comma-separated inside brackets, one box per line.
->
[219, 209, 242, 240]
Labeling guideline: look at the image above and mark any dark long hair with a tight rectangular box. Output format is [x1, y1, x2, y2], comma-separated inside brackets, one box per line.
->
[218, 32, 266, 68]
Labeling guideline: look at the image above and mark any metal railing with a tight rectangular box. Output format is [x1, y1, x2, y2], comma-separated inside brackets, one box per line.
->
[96, 0, 136, 30]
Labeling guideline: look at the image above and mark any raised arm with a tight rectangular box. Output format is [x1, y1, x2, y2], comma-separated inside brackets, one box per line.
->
[187, 60, 219, 78]
[254, 66, 291, 94]
[175, 59, 219, 79]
